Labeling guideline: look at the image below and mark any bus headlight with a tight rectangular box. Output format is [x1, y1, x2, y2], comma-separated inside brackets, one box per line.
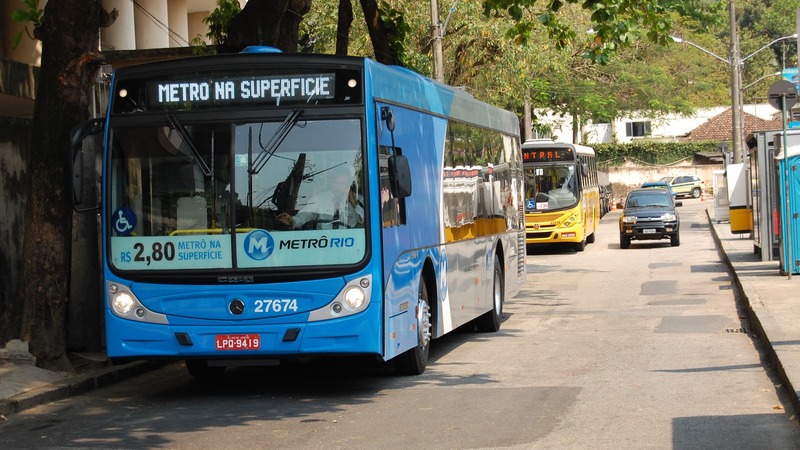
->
[308, 275, 373, 322]
[561, 214, 577, 228]
[343, 286, 366, 310]
[112, 292, 135, 315]
[106, 282, 168, 324]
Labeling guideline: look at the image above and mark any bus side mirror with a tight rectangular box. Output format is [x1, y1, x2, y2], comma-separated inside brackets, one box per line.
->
[70, 118, 104, 210]
[381, 106, 395, 132]
[388, 154, 411, 198]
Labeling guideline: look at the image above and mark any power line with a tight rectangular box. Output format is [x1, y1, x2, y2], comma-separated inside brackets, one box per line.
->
[129, 0, 191, 47]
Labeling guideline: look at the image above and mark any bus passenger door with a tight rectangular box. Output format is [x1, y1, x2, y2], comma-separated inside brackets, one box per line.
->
[378, 105, 446, 360]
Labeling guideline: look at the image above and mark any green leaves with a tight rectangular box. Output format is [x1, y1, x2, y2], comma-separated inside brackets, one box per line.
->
[483, 0, 725, 64]
[10, 0, 43, 49]
[595, 141, 721, 166]
[379, 1, 414, 69]
[203, 0, 242, 45]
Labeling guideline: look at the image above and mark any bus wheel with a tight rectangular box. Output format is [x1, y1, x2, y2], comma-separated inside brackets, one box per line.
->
[186, 360, 226, 380]
[574, 238, 586, 252]
[393, 278, 432, 375]
[476, 254, 504, 332]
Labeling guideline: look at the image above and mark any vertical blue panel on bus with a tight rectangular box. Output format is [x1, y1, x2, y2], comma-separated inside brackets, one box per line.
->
[369, 61, 451, 359]
[378, 103, 449, 360]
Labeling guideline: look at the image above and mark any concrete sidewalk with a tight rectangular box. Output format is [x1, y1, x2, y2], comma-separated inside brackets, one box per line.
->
[1, 206, 799, 418]
[708, 207, 800, 416]
[0, 347, 160, 418]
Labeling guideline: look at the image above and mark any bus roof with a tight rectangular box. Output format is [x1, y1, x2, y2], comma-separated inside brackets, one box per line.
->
[365, 59, 520, 137]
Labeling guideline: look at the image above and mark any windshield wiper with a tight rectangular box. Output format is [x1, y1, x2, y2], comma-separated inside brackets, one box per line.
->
[249, 109, 304, 175]
[166, 114, 212, 177]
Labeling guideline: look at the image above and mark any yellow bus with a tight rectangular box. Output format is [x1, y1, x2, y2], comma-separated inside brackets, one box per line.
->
[522, 140, 600, 251]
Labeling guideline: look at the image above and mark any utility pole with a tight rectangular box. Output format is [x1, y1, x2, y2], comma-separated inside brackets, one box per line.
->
[430, 0, 444, 82]
[730, 0, 743, 164]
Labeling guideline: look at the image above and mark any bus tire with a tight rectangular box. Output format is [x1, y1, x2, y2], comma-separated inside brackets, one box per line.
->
[186, 359, 226, 380]
[476, 254, 504, 332]
[574, 238, 586, 252]
[393, 277, 431, 375]
[586, 232, 595, 244]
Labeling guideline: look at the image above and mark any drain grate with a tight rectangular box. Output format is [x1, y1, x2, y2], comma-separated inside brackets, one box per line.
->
[724, 327, 749, 333]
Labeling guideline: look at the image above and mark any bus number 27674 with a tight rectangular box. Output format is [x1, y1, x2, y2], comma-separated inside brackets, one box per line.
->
[254, 299, 299, 314]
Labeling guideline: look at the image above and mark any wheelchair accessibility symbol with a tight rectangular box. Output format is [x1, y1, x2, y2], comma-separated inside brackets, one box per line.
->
[113, 208, 137, 236]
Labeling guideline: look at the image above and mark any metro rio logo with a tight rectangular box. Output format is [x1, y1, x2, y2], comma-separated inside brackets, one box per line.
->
[243, 229, 275, 261]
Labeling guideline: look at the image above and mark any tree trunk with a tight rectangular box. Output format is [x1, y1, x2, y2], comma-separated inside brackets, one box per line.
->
[276, 0, 312, 52]
[224, 0, 290, 53]
[359, 0, 398, 65]
[336, 0, 353, 55]
[18, 0, 114, 371]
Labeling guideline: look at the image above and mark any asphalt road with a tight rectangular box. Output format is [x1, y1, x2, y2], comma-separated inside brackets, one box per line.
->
[1, 199, 799, 449]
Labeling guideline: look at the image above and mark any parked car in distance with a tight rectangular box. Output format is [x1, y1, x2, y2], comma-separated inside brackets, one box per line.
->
[659, 175, 704, 198]
[619, 188, 682, 249]
[599, 185, 611, 216]
[641, 180, 675, 198]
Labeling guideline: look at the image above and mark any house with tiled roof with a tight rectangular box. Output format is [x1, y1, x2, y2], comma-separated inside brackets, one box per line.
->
[684, 107, 785, 142]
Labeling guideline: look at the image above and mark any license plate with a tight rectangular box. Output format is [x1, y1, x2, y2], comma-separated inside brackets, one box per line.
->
[215, 334, 260, 350]
[643, 228, 656, 234]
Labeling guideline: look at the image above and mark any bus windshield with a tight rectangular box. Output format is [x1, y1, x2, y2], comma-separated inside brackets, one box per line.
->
[107, 117, 365, 272]
[524, 163, 578, 211]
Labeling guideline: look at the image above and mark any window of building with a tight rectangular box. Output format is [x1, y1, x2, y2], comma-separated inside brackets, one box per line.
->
[626, 121, 651, 137]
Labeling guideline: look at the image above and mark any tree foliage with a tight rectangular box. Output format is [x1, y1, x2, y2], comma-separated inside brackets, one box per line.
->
[203, 0, 241, 45]
[595, 141, 721, 166]
[481, 0, 726, 64]
[304, 1, 728, 139]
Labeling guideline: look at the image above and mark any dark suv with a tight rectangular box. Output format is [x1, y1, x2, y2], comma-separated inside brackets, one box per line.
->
[619, 188, 682, 249]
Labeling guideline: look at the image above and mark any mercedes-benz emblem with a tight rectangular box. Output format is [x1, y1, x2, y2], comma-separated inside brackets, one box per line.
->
[230, 299, 245, 315]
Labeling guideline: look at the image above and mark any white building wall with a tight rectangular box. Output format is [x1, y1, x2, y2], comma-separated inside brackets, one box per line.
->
[97, 0, 214, 52]
[135, 0, 170, 49]
[188, 12, 210, 45]
[534, 104, 779, 145]
[168, 0, 189, 48]
[101, 0, 136, 51]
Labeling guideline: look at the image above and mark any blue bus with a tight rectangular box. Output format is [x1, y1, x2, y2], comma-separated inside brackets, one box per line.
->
[73, 47, 526, 377]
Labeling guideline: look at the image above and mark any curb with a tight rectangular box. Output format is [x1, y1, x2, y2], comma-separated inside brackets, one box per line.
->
[0, 361, 162, 417]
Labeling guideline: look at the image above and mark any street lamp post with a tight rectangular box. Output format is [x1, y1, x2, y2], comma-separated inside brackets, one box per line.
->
[729, 0, 743, 164]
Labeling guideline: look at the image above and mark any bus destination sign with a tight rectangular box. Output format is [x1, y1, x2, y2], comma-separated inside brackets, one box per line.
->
[147, 73, 336, 107]
[522, 147, 574, 162]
